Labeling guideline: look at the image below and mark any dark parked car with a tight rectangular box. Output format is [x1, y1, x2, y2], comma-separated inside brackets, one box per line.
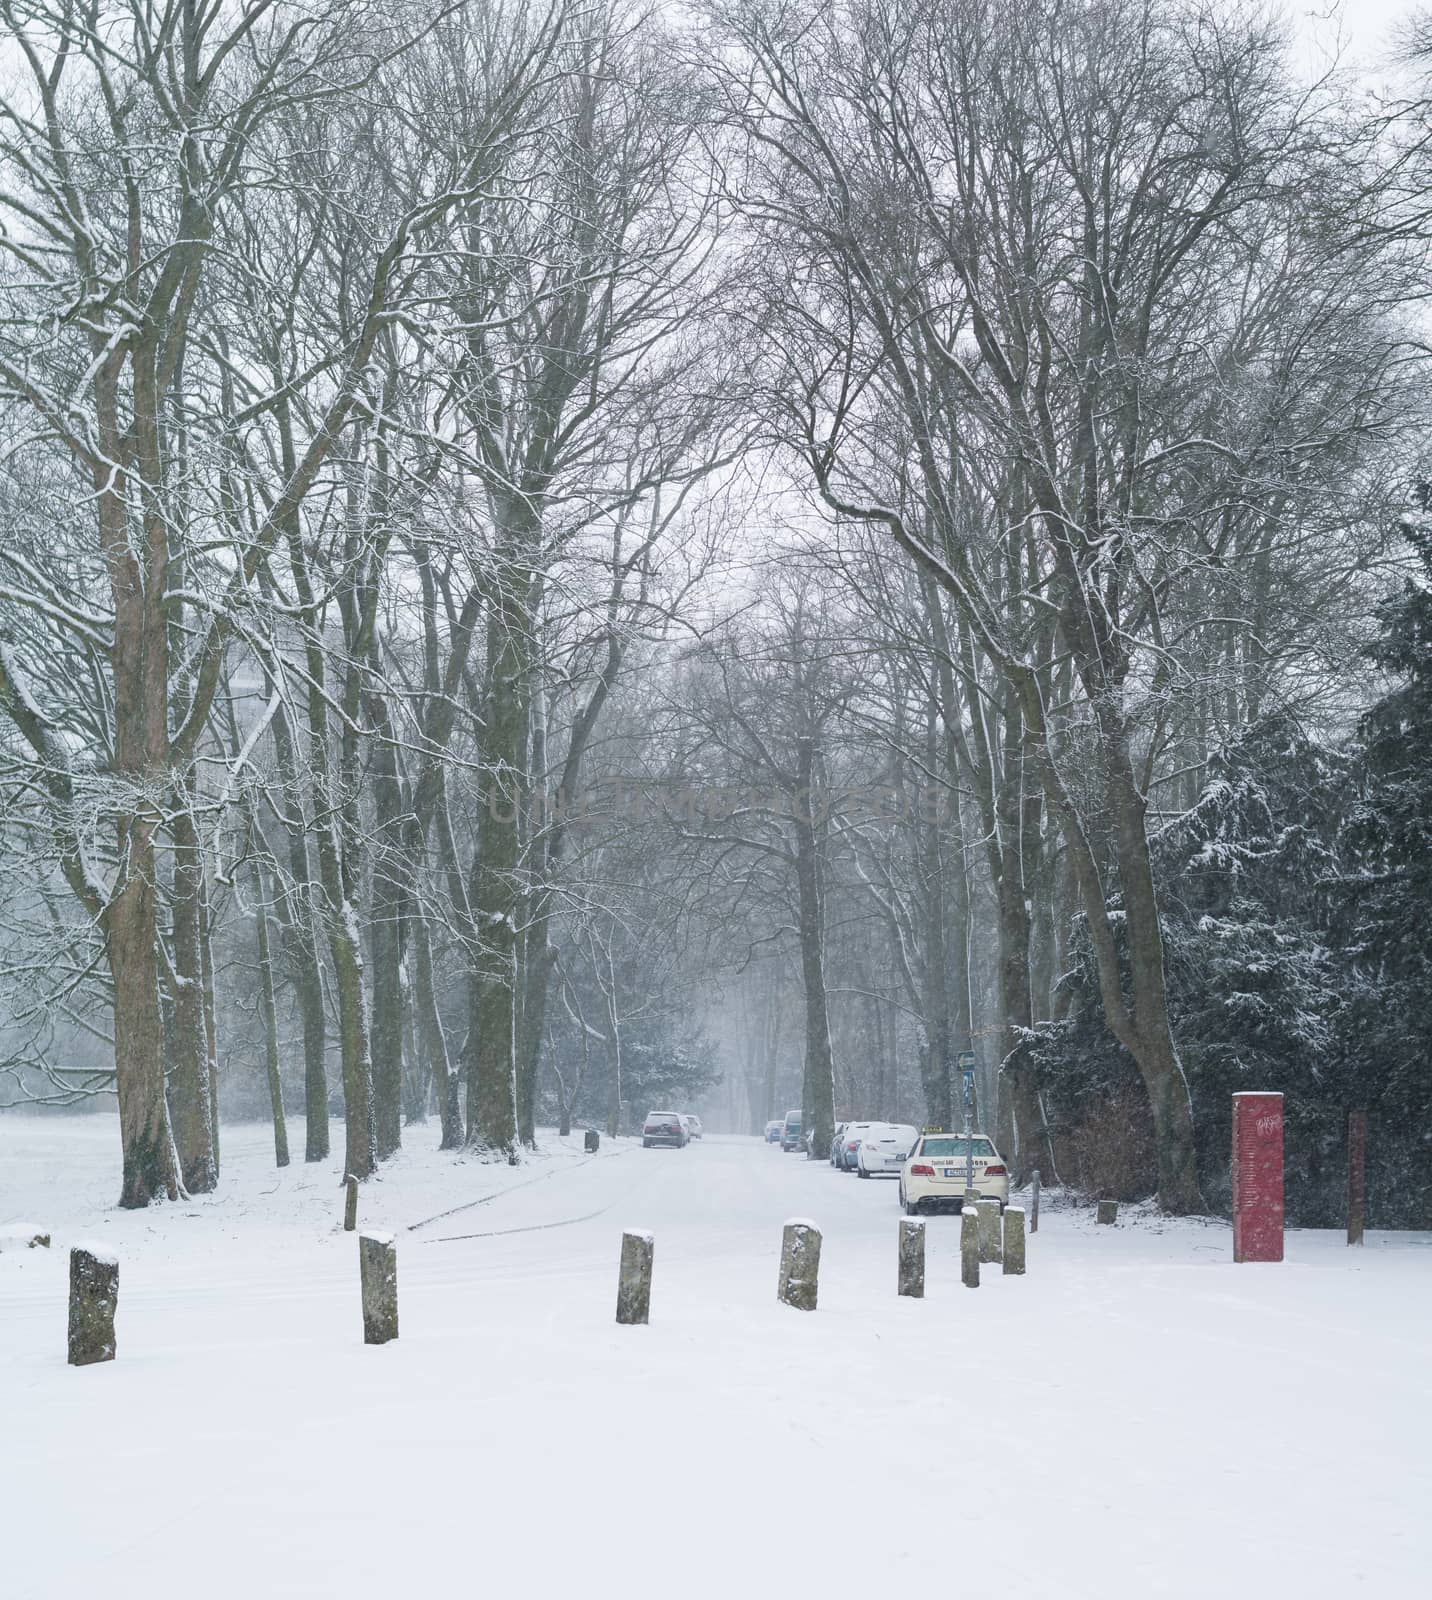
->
[643, 1111, 688, 1149]
[780, 1110, 804, 1152]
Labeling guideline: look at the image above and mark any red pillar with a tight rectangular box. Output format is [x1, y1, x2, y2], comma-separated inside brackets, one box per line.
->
[1232, 1091, 1284, 1263]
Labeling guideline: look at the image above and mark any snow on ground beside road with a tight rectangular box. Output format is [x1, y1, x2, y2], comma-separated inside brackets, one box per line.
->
[2, 1116, 1429, 1600]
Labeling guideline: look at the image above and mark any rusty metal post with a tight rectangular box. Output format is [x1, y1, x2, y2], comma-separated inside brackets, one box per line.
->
[1347, 1110, 1367, 1247]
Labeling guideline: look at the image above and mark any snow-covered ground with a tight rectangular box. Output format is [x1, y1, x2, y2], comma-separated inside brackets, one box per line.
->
[2, 1117, 1428, 1599]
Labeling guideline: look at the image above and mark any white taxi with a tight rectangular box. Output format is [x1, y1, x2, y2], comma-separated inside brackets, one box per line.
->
[899, 1131, 1010, 1215]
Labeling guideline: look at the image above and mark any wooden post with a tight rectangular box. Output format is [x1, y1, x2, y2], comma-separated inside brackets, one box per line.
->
[359, 1231, 398, 1345]
[777, 1219, 822, 1310]
[343, 1173, 358, 1232]
[1030, 1169, 1041, 1233]
[960, 1206, 980, 1288]
[976, 1198, 1002, 1264]
[1003, 1207, 1026, 1275]
[897, 1218, 925, 1298]
[616, 1230, 654, 1324]
[1347, 1110, 1367, 1247]
[1097, 1199, 1118, 1225]
[68, 1244, 119, 1366]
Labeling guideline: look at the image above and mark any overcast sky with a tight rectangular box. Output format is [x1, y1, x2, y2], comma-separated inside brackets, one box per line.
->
[1296, 0, 1421, 76]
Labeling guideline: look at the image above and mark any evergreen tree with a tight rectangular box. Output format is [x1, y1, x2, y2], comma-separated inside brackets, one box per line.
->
[1339, 524, 1432, 1222]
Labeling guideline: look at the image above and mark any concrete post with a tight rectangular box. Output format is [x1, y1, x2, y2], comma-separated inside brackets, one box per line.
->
[343, 1173, 358, 1232]
[1030, 1169, 1041, 1233]
[1097, 1199, 1118, 1225]
[777, 1219, 822, 1310]
[359, 1231, 398, 1345]
[1003, 1206, 1026, 1275]
[977, 1198, 1002, 1264]
[897, 1218, 925, 1298]
[68, 1244, 118, 1366]
[960, 1206, 980, 1288]
[616, 1230, 654, 1324]
[584, 1129, 601, 1154]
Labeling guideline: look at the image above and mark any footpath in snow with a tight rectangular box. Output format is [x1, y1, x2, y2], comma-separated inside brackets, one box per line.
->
[2, 1116, 1429, 1600]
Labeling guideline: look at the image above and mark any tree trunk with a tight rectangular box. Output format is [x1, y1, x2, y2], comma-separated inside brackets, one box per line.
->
[1105, 729, 1203, 1212]
[198, 869, 221, 1176]
[255, 865, 291, 1168]
[465, 551, 528, 1157]
[516, 928, 556, 1146]
[918, 703, 954, 1131]
[169, 803, 217, 1193]
[793, 740, 835, 1163]
[414, 909, 462, 1149]
[266, 689, 329, 1161]
[367, 679, 409, 1160]
[108, 829, 180, 1208]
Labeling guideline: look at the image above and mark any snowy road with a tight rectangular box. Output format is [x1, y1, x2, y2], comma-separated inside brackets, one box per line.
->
[2, 1119, 1429, 1599]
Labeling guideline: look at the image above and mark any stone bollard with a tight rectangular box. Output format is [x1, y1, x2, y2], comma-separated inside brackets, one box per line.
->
[960, 1207, 980, 1288]
[343, 1173, 358, 1232]
[1097, 1199, 1118, 1225]
[1030, 1169, 1041, 1233]
[584, 1129, 600, 1154]
[0, 1225, 50, 1251]
[897, 1218, 925, 1298]
[777, 1219, 822, 1311]
[68, 1244, 118, 1366]
[616, 1230, 654, 1324]
[977, 1199, 1003, 1264]
[359, 1231, 398, 1345]
[1003, 1207, 1027, 1275]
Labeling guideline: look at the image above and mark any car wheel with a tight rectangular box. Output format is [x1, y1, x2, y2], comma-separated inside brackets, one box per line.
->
[857, 1165, 869, 1179]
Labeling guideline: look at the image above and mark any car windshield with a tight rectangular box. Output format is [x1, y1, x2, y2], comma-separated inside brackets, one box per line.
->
[919, 1136, 997, 1159]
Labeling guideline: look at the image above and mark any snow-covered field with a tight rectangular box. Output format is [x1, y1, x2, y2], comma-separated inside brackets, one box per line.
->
[2, 1118, 1428, 1599]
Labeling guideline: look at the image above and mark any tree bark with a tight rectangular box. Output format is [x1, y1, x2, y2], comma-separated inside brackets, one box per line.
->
[255, 864, 291, 1168]
[414, 908, 463, 1149]
[465, 544, 527, 1157]
[264, 689, 330, 1161]
[793, 737, 836, 1163]
[169, 802, 217, 1194]
[367, 680, 409, 1160]
[108, 839, 180, 1208]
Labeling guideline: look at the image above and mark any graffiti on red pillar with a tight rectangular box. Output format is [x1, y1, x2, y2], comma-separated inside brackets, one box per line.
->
[1232, 1091, 1284, 1262]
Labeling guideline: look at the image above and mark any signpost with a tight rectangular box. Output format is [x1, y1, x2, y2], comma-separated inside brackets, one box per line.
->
[958, 1051, 977, 1197]
[1232, 1091, 1284, 1263]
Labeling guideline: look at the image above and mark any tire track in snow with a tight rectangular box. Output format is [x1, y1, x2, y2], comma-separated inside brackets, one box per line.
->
[422, 1153, 665, 1243]
[404, 1144, 640, 1233]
